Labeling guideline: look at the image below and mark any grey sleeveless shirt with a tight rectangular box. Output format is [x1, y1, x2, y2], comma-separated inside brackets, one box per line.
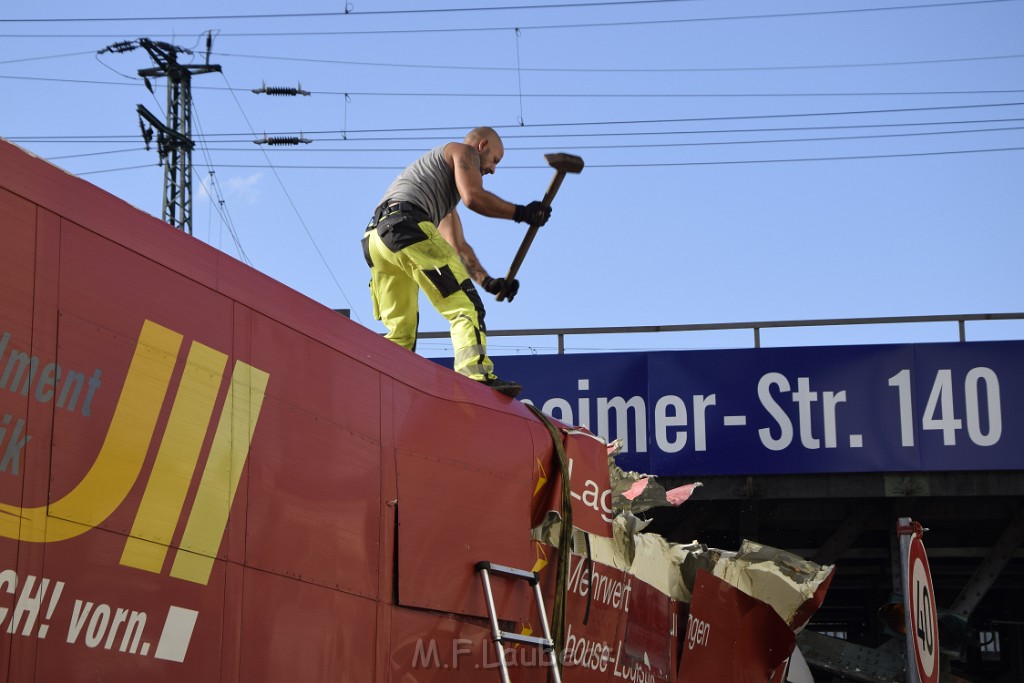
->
[379, 144, 460, 226]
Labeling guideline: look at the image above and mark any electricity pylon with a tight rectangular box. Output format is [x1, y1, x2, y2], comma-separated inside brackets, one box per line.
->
[132, 38, 221, 234]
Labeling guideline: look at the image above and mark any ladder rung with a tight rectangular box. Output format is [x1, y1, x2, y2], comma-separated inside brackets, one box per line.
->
[477, 559, 562, 683]
[498, 631, 553, 649]
[475, 561, 539, 585]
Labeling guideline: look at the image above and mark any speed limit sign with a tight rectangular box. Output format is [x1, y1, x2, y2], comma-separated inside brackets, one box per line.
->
[900, 519, 940, 683]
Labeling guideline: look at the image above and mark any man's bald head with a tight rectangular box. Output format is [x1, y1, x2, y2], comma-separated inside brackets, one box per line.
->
[465, 126, 501, 146]
[464, 126, 504, 175]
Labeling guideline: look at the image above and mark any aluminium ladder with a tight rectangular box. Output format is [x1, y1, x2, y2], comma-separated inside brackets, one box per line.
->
[475, 561, 562, 683]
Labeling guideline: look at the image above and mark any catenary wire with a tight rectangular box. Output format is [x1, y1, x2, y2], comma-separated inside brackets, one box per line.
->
[147, 124, 1024, 152]
[4, 72, 1024, 100]
[217, 71, 361, 321]
[8, 48, 1024, 74]
[166, 145, 1022, 171]
[11, 102, 1022, 142]
[209, 49, 1024, 73]
[71, 144, 1024, 174]
[13, 116, 1024, 146]
[191, 101, 252, 264]
[36, 118, 1024, 164]
[0, 0, 1017, 24]
[33, 122, 1024, 166]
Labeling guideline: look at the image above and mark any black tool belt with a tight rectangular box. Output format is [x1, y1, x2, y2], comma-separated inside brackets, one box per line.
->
[372, 200, 426, 226]
[364, 200, 432, 262]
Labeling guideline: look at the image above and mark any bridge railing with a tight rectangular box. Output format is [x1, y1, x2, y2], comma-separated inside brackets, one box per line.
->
[417, 312, 1024, 354]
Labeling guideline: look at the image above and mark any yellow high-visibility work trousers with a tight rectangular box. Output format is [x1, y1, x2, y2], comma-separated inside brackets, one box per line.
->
[364, 217, 495, 382]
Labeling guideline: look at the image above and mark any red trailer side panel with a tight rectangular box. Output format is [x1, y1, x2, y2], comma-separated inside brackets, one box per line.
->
[0, 139, 673, 683]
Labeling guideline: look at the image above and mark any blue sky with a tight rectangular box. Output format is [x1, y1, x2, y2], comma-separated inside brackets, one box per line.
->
[2, 0, 1022, 356]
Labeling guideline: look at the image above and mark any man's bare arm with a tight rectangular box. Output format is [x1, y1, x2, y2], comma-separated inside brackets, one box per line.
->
[447, 143, 516, 219]
[438, 208, 488, 284]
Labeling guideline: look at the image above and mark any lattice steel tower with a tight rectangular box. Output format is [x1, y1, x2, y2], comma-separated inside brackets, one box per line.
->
[134, 39, 221, 234]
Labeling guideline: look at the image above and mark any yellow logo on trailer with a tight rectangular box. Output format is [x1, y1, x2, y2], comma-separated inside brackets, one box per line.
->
[0, 320, 269, 586]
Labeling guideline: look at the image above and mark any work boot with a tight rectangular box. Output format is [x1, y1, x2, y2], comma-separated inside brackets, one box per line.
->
[479, 377, 522, 398]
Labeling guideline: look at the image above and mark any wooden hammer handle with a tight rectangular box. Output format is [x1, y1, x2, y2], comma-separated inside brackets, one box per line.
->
[496, 170, 568, 301]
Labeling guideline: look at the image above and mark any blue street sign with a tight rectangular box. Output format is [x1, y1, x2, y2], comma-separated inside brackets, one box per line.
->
[477, 341, 1023, 476]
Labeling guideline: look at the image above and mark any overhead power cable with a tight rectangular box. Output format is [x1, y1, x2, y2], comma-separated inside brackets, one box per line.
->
[76, 164, 154, 175]
[27, 121, 1024, 164]
[0, 74, 141, 86]
[191, 101, 251, 264]
[272, 100, 1021, 139]
[0, 50, 95, 64]
[218, 71, 360, 322]
[0, 1, 702, 22]
[282, 88, 1024, 99]
[138, 124, 1024, 153]
[46, 147, 141, 160]
[3, 2, 1022, 38]
[0, 0, 1017, 23]
[21, 46, 1021, 75]
[10, 106, 1024, 145]
[40, 120, 1024, 164]
[211, 50, 1024, 73]
[5, 71, 1024, 99]
[175, 145, 1024, 172]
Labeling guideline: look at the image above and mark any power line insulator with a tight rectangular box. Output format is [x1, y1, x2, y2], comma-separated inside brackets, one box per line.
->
[98, 40, 138, 55]
[252, 80, 311, 97]
[254, 134, 313, 146]
[137, 116, 154, 151]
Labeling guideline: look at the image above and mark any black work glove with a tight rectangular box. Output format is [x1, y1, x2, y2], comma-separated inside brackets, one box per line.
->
[482, 276, 520, 302]
[513, 201, 552, 227]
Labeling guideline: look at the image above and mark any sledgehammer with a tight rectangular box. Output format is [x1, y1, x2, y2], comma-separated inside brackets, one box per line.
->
[497, 152, 585, 301]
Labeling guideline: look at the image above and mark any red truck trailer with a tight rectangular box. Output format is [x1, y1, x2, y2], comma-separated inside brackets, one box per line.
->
[0, 138, 829, 682]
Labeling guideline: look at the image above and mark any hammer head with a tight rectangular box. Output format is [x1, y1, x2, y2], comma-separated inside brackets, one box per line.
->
[544, 152, 584, 174]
